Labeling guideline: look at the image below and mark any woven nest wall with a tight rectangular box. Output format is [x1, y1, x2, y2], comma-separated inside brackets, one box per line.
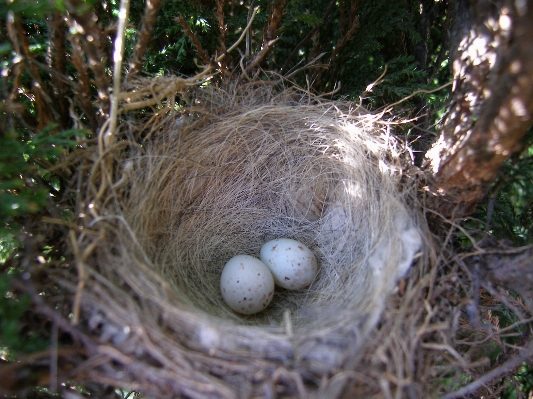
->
[67, 82, 430, 398]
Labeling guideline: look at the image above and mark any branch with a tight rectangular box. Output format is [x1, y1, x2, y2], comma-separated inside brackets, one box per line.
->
[215, 0, 228, 74]
[262, 0, 287, 44]
[216, 7, 259, 62]
[176, 15, 210, 65]
[69, 34, 98, 128]
[65, 1, 111, 113]
[329, 1, 360, 62]
[48, 12, 70, 128]
[129, 0, 161, 78]
[105, 0, 130, 151]
[7, 12, 54, 129]
[324, 0, 361, 90]
[424, 0, 533, 217]
[441, 340, 533, 399]
[245, 0, 286, 72]
[245, 38, 279, 73]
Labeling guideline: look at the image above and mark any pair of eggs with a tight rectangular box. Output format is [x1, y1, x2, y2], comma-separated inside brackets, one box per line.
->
[220, 238, 318, 315]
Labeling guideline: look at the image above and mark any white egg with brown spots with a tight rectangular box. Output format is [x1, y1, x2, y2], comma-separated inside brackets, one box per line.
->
[220, 255, 275, 315]
[260, 238, 318, 290]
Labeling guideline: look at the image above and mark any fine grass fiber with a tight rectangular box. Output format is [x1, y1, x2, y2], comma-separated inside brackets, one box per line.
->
[69, 81, 430, 397]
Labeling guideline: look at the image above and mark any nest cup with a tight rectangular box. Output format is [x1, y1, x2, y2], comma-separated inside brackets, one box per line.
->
[86, 84, 425, 394]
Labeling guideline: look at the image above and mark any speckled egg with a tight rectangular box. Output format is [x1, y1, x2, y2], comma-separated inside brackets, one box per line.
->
[260, 238, 318, 290]
[220, 255, 275, 315]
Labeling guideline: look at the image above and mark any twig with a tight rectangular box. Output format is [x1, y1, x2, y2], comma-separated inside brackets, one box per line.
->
[7, 12, 54, 129]
[216, 0, 227, 53]
[69, 230, 102, 325]
[245, 2, 255, 57]
[441, 340, 533, 399]
[425, 207, 484, 252]
[245, 38, 279, 73]
[105, 0, 130, 150]
[261, 0, 286, 54]
[11, 277, 97, 350]
[328, 0, 360, 62]
[115, 8, 259, 114]
[421, 342, 469, 368]
[129, 0, 161, 78]
[41, 216, 99, 235]
[217, 7, 259, 63]
[49, 316, 59, 392]
[262, 0, 286, 42]
[381, 81, 453, 111]
[176, 15, 210, 65]
[481, 282, 527, 321]
[65, 1, 110, 114]
[68, 34, 98, 128]
[215, 0, 228, 74]
[283, 52, 327, 80]
[48, 12, 70, 128]
[95, 0, 129, 202]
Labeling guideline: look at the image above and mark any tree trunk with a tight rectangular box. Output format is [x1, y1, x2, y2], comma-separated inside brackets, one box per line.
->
[424, 0, 533, 217]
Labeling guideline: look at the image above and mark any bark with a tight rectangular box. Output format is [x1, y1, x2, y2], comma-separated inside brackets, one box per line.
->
[424, 0, 533, 217]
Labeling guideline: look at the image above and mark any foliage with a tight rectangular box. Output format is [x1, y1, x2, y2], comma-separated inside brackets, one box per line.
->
[0, 0, 85, 370]
[125, 0, 451, 116]
[0, 125, 84, 236]
[465, 127, 533, 246]
[0, 274, 48, 357]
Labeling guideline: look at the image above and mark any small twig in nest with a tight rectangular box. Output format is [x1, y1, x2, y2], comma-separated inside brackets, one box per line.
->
[425, 208, 484, 252]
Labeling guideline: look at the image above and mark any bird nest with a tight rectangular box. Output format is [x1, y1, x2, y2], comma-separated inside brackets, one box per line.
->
[27, 79, 451, 398]
[44, 80, 433, 397]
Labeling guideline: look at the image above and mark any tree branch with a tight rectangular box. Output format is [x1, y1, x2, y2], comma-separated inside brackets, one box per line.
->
[424, 0, 533, 217]
[48, 13, 70, 129]
[65, 0, 111, 116]
[441, 339, 533, 399]
[215, 0, 229, 76]
[243, 0, 286, 72]
[129, 0, 161, 78]
[69, 34, 98, 128]
[176, 15, 210, 65]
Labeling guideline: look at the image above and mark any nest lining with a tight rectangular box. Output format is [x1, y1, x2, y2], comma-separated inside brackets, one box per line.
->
[113, 86, 423, 330]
